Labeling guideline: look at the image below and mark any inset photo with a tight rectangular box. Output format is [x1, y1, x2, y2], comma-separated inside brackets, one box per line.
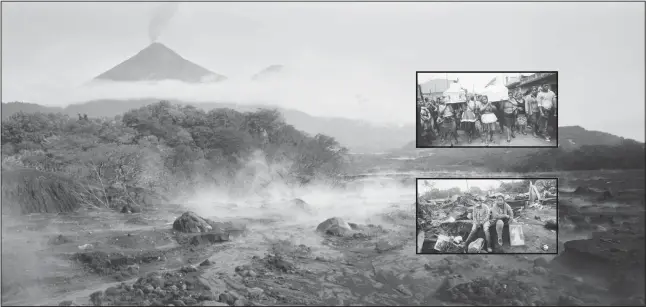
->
[416, 178, 558, 254]
[416, 71, 558, 148]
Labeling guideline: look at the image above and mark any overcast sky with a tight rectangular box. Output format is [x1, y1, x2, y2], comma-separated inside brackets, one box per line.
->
[418, 73, 532, 93]
[2, 2, 644, 141]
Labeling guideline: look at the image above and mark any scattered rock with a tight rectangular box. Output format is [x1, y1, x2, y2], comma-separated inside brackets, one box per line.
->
[290, 198, 313, 213]
[558, 295, 585, 306]
[375, 239, 402, 253]
[89, 291, 104, 306]
[220, 293, 236, 305]
[395, 284, 412, 296]
[316, 217, 352, 235]
[200, 259, 213, 266]
[120, 203, 141, 214]
[532, 266, 548, 275]
[49, 234, 73, 245]
[348, 223, 360, 230]
[325, 225, 350, 237]
[104, 286, 120, 296]
[201, 301, 229, 306]
[181, 265, 198, 273]
[247, 287, 264, 298]
[533, 257, 549, 268]
[189, 232, 230, 245]
[173, 211, 214, 233]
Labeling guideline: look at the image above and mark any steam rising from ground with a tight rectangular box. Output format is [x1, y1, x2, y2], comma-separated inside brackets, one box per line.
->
[175, 150, 415, 229]
[149, 3, 179, 43]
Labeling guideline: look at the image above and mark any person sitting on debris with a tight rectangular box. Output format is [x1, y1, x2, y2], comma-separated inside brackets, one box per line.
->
[462, 197, 492, 253]
[490, 193, 515, 248]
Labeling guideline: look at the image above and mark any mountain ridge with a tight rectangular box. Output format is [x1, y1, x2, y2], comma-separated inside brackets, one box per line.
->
[1, 100, 412, 152]
[93, 42, 227, 83]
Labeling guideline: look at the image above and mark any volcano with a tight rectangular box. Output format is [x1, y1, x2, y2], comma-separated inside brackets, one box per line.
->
[94, 42, 227, 83]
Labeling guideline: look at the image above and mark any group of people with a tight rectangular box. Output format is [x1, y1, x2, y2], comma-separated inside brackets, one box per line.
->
[462, 193, 515, 253]
[418, 83, 558, 146]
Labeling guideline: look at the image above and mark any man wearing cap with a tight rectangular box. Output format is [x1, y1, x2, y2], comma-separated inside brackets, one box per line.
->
[490, 194, 515, 249]
[462, 196, 492, 252]
[536, 84, 556, 142]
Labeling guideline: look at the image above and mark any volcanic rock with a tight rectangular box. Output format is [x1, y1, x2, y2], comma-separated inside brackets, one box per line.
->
[173, 211, 213, 233]
[316, 217, 352, 236]
[120, 203, 141, 214]
[189, 232, 230, 245]
[290, 198, 313, 213]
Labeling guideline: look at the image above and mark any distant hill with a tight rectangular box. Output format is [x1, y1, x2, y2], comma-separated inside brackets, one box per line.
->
[399, 125, 638, 152]
[251, 65, 286, 81]
[93, 42, 227, 83]
[1, 100, 412, 153]
[557, 125, 632, 149]
[389, 126, 644, 172]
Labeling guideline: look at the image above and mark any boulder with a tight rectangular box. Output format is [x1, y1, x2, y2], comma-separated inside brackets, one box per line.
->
[120, 204, 141, 214]
[290, 198, 313, 213]
[173, 212, 214, 233]
[316, 217, 352, 235]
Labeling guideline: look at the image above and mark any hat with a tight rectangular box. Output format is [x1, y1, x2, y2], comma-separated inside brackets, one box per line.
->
[478, 196, 486, 201]
[495, 193, 505, 199]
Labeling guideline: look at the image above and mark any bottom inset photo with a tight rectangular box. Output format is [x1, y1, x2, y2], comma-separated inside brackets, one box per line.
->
[416, 178, 558, 254]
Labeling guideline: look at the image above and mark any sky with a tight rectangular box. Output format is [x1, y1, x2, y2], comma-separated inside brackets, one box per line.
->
[417, 73, 532, 93]
[417, 179, 513, 195]
[2, 2, 644, 141]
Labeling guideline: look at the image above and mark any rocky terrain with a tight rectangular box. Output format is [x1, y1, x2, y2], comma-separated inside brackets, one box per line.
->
[1, 170, 644, 306]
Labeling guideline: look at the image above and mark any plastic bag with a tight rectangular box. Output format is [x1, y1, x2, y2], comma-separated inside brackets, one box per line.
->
[468, 238, 484, 253]
[510, 224, 525, 246]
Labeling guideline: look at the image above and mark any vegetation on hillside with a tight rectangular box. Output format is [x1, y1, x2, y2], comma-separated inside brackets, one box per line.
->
[1, 101, 348, 210]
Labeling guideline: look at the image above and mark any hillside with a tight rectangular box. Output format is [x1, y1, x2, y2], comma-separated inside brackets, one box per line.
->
[387, 126, 644, 173]
[93, 42, 227, 83]
[251, 65, 286, 81]
[1, 100, 413, 153]
[399, 125, 640, 152]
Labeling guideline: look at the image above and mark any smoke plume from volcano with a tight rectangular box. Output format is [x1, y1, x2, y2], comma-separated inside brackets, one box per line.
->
[148, 3, 179, 43]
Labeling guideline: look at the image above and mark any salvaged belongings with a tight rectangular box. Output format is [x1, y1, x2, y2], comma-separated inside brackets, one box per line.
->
[510, 224, 526, 246]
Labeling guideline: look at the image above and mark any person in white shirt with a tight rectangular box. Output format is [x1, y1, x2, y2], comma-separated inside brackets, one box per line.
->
[536, 84, 556, 141]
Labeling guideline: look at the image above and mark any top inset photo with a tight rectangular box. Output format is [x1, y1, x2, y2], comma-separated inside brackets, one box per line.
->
[417, 71, 558, 148]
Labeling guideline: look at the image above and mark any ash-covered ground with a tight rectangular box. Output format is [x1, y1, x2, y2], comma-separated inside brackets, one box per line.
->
[1, 170, 644, 306]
